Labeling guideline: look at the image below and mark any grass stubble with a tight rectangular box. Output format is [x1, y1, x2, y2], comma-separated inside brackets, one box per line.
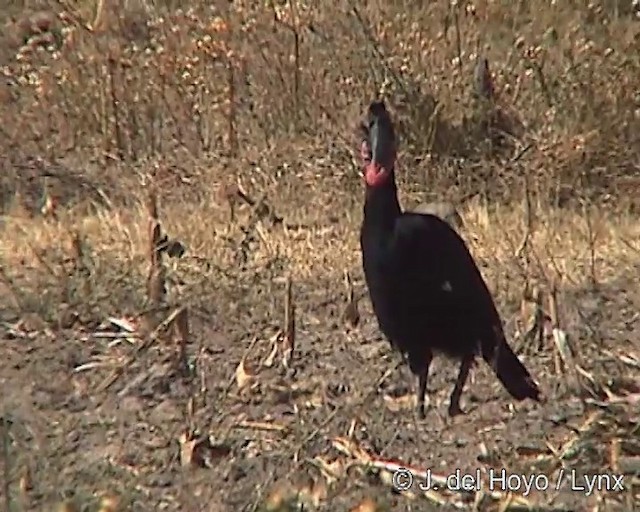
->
[0, 1, 639, 511]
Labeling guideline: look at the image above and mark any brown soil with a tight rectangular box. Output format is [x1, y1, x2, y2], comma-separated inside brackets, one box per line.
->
[1, 2, 639, 511]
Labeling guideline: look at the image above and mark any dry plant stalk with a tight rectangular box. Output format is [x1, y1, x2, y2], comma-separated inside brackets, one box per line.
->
[581, 196, 599, 289]
[98, 307, 185, 392]
[521, 283, 547, 352]
[514, 173, 532, 259]
[548, 283, 580, 393]
[548, 285, 559, 324]
[69, 230, 92, 299]
[172, 307, 190, 368]
[146, 266, 166, 308]
[610, 438, 621, 473]
[40, 176, 58, 219]
[530, 59, 552, 108]
[549, 284, 563, 377]
[70, 231, 83, 267]
[235, 355, 254, 390]
[275, 2, 301, 126]
[139, 189, 169, 337]
[452, 3, 462, 74]
[232, 336, 260, 394]
[146, 189, 162, 267]
[92, 0, 106, 31]
[218, 182, 238, 223]
[226, 51, 238, 156]
[145, 189, 166, 306]
[473, 56, 494, 101]
[532, 286, 546, 352]
[282, 277, 295, 370]
[2, 417, 11, 512]
[218, 5, 238, 156]
[106, 49, 125, 160]
[19, 464, 32, 494]
[342, 270, 360, 329]
[142, 188, 188, 369]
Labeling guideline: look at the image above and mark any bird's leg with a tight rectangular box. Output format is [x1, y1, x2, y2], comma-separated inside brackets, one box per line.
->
[448, 355, 474, 416]
[416, 350, 433, 419]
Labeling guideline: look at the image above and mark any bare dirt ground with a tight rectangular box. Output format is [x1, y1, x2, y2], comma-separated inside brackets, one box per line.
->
[1, 2, 639, 511]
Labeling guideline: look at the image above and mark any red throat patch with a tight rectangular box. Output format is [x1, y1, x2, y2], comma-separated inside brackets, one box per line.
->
[364, 163, 390, 187]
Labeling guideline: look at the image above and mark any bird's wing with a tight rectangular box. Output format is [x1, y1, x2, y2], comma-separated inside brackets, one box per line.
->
[387, 213, 501, 322]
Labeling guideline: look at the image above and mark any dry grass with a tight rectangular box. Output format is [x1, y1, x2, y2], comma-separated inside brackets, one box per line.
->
[2, 185, 640, 298]
[1, 1, 639, 511]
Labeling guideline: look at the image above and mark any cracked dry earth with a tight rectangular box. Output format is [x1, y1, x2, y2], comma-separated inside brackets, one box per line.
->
[0, 271, 639, 511]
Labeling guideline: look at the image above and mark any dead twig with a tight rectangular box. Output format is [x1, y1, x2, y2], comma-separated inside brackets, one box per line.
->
[581, 195, 599, 290]
[2, 417, 12, 512]
[548, 283, 587, 402]
[520, 283, 551, 352]
[452, 2, 463, 74]
[342, 270, 360, 330]
[97, 306, 185, 393]
[282, 276, 295, 371]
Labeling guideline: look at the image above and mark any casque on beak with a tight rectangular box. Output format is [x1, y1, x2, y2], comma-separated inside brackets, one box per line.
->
[364, 104, 395, 186]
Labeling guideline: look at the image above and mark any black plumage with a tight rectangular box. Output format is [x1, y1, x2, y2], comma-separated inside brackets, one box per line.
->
[359, 100, 541, 418]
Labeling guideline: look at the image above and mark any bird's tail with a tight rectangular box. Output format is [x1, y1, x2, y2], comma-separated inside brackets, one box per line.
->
[481, 330, 541, 401]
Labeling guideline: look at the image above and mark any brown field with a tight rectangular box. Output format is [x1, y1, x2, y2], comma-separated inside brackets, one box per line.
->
[1, 1, 639, 511]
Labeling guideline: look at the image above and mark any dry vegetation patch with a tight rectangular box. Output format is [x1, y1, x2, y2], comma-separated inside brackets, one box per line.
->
[1, 1, 639, 511]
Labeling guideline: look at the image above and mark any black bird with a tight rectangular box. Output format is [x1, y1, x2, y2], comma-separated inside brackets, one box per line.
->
[359, 100, 541, 418]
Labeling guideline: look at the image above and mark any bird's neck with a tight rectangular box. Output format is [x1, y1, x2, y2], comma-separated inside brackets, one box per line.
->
[363, 177, 402, 232]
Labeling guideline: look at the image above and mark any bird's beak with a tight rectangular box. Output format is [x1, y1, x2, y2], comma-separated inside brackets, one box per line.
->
[364, 118, 392, 186]
[369, 118, 384, 170]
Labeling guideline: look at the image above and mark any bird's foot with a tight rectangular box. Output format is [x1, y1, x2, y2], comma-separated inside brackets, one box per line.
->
[447, 402, 465, 417]
[416, 396, 431, 420]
